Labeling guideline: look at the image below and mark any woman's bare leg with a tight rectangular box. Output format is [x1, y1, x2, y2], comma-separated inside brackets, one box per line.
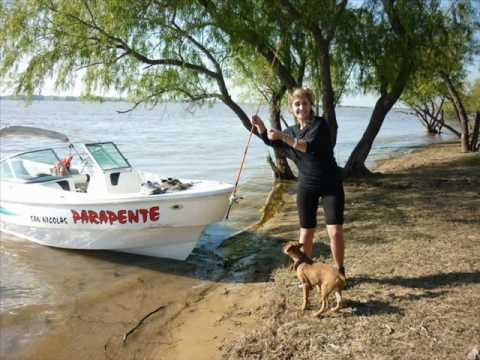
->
[327, 224, 344, 270]
[299, 227, 315, 257]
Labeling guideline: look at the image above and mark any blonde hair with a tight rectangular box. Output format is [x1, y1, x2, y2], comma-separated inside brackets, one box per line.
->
[288, 88, 315, 107]
[287, 88, 316, 118]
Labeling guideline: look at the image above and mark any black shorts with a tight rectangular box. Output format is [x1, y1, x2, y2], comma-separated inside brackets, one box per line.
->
[296, 184, 344, 228]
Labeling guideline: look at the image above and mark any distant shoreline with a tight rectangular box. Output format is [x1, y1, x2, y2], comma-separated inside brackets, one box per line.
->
[0, 95, 125, 102]
[0, 96, 397, 110]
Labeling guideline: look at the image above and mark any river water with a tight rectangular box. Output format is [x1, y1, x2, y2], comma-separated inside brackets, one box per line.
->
[0, 99, 453, 355]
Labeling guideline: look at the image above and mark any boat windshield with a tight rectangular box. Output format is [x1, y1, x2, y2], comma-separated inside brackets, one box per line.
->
[85, 142, 131, 171]
[1, 149, 60, 180]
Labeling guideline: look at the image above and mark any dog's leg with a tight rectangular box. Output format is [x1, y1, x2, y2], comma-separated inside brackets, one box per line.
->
[301, 284, 310, 313]
[314, 297, 327, 317]
[331, 290, 342, 312]
[314, 285, 329, 317]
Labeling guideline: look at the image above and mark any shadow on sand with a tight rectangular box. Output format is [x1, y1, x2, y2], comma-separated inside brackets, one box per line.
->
[44, 228, 290, 285]
[349, 271, 480, 290]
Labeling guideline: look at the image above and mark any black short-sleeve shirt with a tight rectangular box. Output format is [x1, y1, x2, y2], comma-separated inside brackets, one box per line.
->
[260, 116, 342, 190]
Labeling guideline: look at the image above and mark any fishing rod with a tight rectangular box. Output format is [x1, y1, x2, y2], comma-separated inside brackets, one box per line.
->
[225, 50, 281, 220]
[225, 124, 254, 220]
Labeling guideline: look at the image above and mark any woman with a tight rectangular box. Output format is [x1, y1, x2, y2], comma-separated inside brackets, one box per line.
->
[251, 88, 345, 276]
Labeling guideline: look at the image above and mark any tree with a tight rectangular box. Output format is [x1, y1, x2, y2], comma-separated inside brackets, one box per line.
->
[199, 1, 358, 178]
[443, 79, 480, 151]
[198, 0, 314, 179]
[400, 0, 479, 152]
[442, 75, 480, 152]
[3, 0, 476, 184]
[340, 0, 452, 176]
[0, 0, 255, 137]
[399, 0, 479, 150]
[276, 0, 351, 146]
[268, 1, 470, 177]
[401, 74, 461, 137]
[432, 0, 479, 152]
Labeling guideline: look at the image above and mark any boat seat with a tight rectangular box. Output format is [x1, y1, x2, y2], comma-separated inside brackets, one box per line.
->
[10, 159, 31, 178]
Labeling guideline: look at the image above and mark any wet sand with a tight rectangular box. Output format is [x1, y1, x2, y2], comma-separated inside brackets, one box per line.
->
[1, 232, 269, 360]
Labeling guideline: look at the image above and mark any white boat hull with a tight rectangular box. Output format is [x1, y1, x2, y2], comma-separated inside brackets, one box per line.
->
[0, 184, 233, 260]
[0, 222, 205, 260]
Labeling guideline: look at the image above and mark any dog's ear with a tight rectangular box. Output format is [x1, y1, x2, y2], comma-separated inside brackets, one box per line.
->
[282, 241, 295, 254]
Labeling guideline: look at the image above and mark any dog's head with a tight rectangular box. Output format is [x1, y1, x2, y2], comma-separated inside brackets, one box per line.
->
[282, 241, 303, 257]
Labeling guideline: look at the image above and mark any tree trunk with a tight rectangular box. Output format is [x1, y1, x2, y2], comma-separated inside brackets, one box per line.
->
[269, 88, 296, 180]
[471, 111, 480, 151]
[442, 74, 470, 152]
[222, 95, 253, 131]
[222, 92, 294, 178]
[343, 93, 397, 176]
[318, 48, 338, 147]
[344, 52, 412, 177]
[415, 108, 439, 134]
[437, 111, 461, 138]
[277, 0, 338, 145]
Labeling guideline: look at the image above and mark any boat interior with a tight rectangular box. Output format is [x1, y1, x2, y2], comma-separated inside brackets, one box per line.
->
[1, 142, 195, 196]
[0, 142, 144, 195]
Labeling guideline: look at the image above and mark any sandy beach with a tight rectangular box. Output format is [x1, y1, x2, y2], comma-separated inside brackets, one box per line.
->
[2, 140, 479, 360]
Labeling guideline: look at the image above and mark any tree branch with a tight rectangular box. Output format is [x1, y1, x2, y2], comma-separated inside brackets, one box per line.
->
[168, 20, 227, 93]
[122, 305, 167, 343]
[170, 22, 218, 71]
[54, 6, 220, 78]
[327, 0, 348, 43]
[75, 52, 129, 71]
[176, 88, 223, 102]
[334, 64, 354, 106]
[383, 0, 406, 38]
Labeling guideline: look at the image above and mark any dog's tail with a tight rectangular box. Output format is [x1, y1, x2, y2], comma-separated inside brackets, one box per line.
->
[338, 266, 346, 289]
[337, 273, 346, 290]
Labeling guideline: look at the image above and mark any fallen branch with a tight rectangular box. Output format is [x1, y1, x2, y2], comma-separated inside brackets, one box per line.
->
[122, 305, 167, 344]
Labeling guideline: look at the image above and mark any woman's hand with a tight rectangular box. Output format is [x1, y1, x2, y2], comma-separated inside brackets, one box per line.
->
[267, 128, 284, 141]
[251, 115, 266, 133]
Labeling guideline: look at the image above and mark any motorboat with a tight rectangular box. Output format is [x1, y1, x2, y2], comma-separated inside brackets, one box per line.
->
[0, 126, 234, 260]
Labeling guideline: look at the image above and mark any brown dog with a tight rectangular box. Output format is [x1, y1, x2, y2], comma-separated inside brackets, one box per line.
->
[283, 241, 346, 316]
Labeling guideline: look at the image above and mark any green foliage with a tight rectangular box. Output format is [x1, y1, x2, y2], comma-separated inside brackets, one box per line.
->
[465, 78, 480, 111]
[0, 0, 234, 106]
[200, 0, 307, 102]
[442, 78, 480, 119]
[1, 0, 477, 119]
[214, 0, 356, 109]
[401, 71, 448, 110]
[341, 0, 443, 95]
[399, 1, 479, 118]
